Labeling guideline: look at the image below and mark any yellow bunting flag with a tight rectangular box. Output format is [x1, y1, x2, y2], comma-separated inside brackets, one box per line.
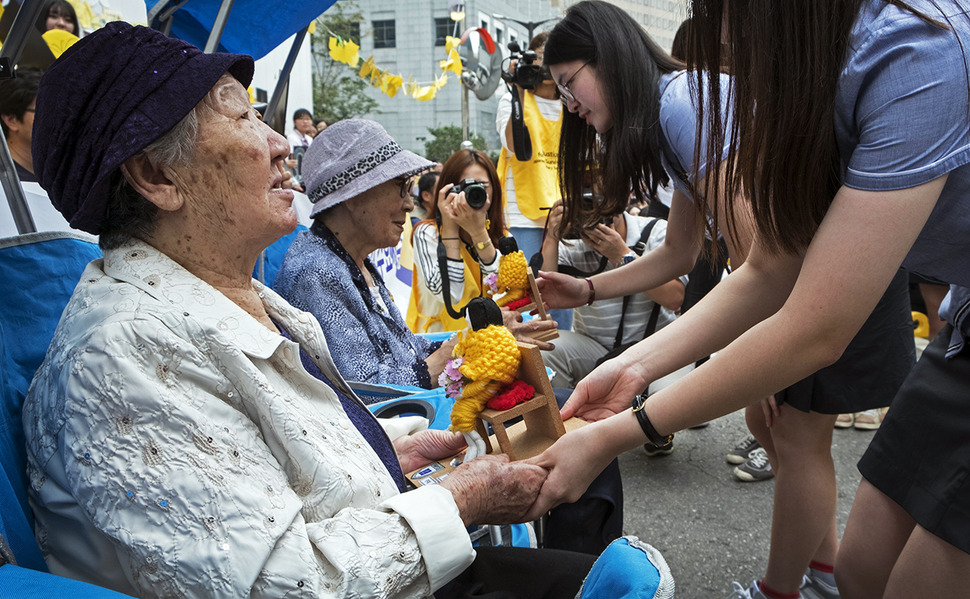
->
[328, 36, 360, 68]
[440, 49, 463, 76]
[381, 73, 404, 98]
[42, 29, 80, 58]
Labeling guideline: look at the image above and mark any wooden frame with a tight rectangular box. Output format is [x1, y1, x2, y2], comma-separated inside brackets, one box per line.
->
[472, 342, 564, 461]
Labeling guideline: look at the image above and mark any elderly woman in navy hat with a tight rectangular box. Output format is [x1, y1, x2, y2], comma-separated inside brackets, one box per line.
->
[274, 120, 555, 394]
[22, 22, 594, 598]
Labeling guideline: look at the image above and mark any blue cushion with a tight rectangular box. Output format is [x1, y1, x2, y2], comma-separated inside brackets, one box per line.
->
[0, 233, 101, 572]
[578, 536, 674, 599]
[0, 565, 135, 598]
[0, 234, 102, 406]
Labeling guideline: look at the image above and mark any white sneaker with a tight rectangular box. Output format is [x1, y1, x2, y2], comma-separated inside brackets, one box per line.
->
[724, 580, 769, 599]
[801, 569, 840, 599]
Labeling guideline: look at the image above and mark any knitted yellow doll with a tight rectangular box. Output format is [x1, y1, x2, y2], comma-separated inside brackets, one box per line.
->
[444, 298, 521, 461]
[489, 236, 531, 309]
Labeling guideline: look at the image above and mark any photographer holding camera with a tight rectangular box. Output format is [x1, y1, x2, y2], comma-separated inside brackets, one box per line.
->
[407, 149, 508, 333]
[495, 32, 571, 328]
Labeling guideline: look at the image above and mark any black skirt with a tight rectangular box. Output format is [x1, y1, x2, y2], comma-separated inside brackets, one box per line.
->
[776, 269, 916, 414]
[859, 324, 970, 555]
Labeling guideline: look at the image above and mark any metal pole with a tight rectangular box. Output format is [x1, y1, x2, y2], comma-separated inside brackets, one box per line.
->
[0, 127, 35, 234]
[204, 0, 236, 53]
[461, 83, 469, 142]
[0, 0, 48, 235]
[0, 0, 47, 69]
[265, 26, 309, 134]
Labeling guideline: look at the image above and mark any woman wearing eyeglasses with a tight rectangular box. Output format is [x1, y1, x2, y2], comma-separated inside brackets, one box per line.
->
[532, 2, 918, 597]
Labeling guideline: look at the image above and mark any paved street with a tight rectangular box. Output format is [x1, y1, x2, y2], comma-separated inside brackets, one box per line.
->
[616, 408, 877, 598]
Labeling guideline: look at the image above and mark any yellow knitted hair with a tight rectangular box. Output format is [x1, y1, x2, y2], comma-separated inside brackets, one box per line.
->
[449, 324, 521, 433]
[492, 250, 529, 307]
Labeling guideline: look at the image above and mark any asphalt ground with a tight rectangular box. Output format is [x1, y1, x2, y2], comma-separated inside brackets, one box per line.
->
[615, 407, 878, 599]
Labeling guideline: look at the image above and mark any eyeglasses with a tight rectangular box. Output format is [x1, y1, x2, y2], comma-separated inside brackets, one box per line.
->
[557, 60, 591, 105]
[395, 176, 413, 199]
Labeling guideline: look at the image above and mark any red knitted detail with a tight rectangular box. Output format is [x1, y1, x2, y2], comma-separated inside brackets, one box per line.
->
[486, 380, 535, 410]
[505, 296, 532, 311]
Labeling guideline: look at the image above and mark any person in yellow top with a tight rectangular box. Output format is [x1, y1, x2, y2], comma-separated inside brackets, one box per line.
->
[495, 31, 571, 329]
[407, 149, 506, 333]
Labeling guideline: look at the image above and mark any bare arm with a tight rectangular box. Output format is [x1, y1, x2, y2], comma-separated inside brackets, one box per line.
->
[643, 279, 685, 312]
[529, 176, 946, 514]
[536, 189, 703, 308]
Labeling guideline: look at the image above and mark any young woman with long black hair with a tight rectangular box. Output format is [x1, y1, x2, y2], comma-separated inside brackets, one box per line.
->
[528, 1, 967, 597]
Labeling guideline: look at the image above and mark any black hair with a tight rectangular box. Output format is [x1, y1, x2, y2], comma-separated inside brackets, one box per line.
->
[35, 0, 78, 35]
[417, 171, 439, 196]
[292, 108, 312, 121]
[544, 1, 682, 238]
[0, 68, 42, 136]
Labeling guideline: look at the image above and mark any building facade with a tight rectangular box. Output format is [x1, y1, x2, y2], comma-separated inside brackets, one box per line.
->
[334, 0, 687, 156]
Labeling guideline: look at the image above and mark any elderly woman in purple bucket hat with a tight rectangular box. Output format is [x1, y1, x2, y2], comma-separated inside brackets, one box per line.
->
[22, 22, 595, 599]
[273, 119, 555, 396]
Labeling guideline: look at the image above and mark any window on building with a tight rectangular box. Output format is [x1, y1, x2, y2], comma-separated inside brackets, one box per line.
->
[435, 17, 453, 46]
[373, 19, 396, 48]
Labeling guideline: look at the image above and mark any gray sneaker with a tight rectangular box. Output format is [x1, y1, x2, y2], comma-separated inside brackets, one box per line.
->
[733, 447, 774, 482]
[801, 570, 840, 599]
[724, 580, 768, 599]
[726, 435, 760, 465]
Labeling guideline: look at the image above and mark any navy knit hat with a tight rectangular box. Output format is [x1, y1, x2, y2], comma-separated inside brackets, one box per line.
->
[32, 21, 254, 234]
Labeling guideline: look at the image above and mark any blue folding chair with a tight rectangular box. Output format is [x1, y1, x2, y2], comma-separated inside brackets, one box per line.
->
[0, 232, 134, 597]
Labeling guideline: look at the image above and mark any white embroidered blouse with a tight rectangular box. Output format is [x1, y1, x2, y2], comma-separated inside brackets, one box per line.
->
[22, 239, 474, 598]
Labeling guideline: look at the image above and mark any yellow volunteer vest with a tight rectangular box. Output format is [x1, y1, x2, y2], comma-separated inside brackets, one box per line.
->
[497, 91, 564, 222]
[406, 243, 483, 333]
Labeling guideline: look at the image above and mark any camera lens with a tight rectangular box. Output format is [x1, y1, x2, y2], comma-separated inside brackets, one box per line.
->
[465, 185, 488, 210]
[453, 179, 488, 210]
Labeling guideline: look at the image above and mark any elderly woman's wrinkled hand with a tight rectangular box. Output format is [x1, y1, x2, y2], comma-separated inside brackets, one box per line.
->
[393, 429, 468, 474]
[441, 454, 548, 526]
[501, 308, 557, 350]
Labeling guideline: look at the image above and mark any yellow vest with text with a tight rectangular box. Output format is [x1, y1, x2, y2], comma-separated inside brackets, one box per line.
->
[406, 242, 482, 333]
[497, 91, 564, 222]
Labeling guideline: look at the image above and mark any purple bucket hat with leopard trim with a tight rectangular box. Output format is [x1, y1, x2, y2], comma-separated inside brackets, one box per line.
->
[303, 119, 434, 217]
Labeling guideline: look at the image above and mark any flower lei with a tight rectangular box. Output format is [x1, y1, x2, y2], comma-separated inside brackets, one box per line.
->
[438, 357, 465, 398]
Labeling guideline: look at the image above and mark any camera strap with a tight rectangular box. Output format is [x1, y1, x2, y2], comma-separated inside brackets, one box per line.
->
[508, 84, 533, 161]
[434, 228, 485, 321]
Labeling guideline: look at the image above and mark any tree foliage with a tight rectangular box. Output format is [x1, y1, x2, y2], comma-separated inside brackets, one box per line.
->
[422, 125, 490, 164]
[311, 1, 379, 123]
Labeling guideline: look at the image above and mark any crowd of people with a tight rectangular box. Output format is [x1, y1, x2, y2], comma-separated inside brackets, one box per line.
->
[3, 0, 970, 598]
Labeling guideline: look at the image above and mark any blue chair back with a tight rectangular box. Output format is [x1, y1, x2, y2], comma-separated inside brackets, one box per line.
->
[0, 233, 102, 570]
[255, 225, 306, 288]
[0, 233, 137, 596]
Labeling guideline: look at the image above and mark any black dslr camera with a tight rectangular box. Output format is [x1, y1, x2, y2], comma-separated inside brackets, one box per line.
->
[501, 41, 546, 90]
[451, 178, 488, 210]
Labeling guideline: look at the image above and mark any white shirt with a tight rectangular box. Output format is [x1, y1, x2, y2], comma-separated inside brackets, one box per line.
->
[559, 214, 687, 347]
[287, 129, 313, 152]
[23, 239, 473, 598]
